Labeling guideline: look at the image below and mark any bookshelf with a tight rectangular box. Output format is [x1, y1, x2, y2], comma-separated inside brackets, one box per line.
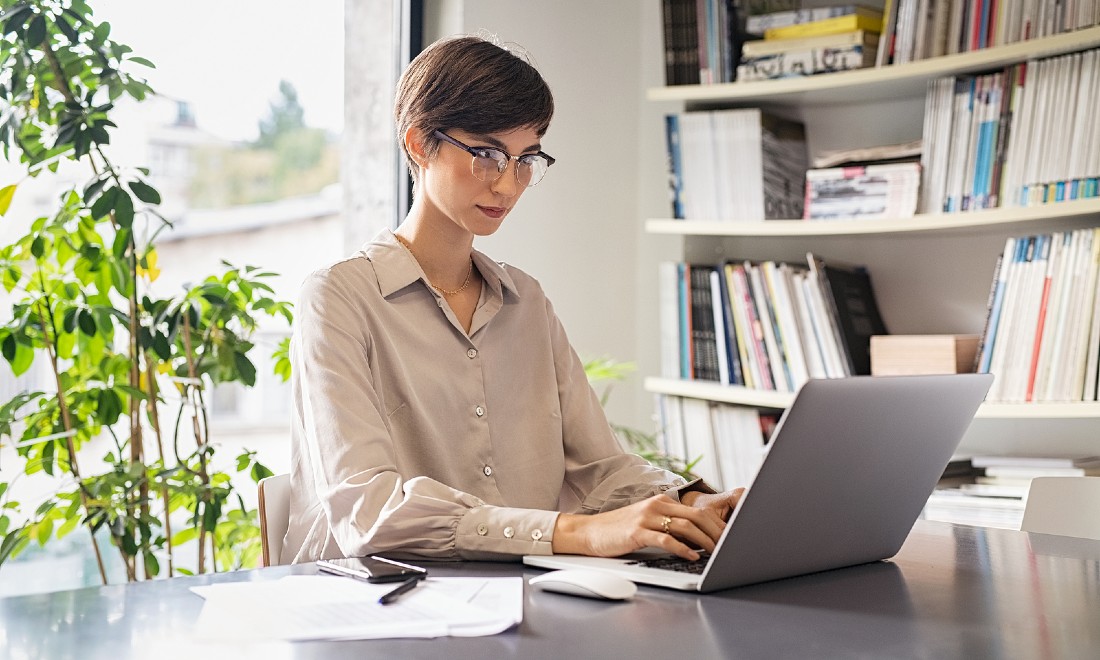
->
[648, 25, 1100, 106]
[645, 376, 1100, 419]
[645, 27, 1100, 447]
[647, 198, 1100, 237]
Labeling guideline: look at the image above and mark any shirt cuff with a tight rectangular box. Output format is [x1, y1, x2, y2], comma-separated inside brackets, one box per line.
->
[666, 477, 717, 503]
[455, 506, 560, 558]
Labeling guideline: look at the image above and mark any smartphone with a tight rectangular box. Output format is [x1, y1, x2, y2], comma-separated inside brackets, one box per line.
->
[316, 555, 428, 583]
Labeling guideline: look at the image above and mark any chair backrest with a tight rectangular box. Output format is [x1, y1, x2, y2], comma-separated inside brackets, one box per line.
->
[1020, 477, 1100, 540]
[258, 473, 291, 566]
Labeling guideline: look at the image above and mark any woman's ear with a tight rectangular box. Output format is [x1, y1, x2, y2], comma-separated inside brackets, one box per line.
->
[404, 127, 431, 169]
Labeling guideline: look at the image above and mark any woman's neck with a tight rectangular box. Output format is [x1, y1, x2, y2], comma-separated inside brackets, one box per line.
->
[395, 207, 476, 292]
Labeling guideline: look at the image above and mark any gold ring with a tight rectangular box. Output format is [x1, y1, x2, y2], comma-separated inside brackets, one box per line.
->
[661, 515, 672, 534]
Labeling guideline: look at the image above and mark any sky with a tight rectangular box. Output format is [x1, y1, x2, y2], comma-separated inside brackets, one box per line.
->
[95, 0, 344, 141]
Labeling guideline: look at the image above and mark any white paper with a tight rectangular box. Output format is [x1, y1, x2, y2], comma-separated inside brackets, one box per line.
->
[191, 575, 522, 642]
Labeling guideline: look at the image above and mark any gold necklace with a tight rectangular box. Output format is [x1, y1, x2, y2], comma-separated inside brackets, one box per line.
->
[395, 235, 475, 296]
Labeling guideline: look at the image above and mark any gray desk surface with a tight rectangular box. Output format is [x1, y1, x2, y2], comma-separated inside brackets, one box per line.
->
[2, 520, 1098, 659]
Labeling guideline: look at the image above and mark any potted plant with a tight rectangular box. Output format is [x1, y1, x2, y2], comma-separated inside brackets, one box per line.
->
[0, 0, 292, 582]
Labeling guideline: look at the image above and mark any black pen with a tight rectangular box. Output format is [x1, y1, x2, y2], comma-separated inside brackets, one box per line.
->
[378, 576, 422, 605]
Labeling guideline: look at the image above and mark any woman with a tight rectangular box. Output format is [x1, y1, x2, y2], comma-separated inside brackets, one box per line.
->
[283, 34, 743, 564]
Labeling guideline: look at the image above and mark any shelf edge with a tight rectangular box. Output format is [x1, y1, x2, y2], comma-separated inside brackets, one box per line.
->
[644, 378, 1100, 418]
[644, 199, 1100, 237]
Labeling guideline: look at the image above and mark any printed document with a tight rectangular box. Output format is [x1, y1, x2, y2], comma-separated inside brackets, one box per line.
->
[191, 575, 522, 641]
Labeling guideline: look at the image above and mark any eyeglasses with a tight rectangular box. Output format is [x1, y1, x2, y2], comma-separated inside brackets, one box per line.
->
[434, 130, 556, 188]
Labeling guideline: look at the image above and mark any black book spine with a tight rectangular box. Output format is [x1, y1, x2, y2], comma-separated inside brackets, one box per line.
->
[690, 265, 721, 382]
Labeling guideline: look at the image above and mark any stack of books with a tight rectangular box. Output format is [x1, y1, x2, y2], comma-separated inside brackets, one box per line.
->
[920, 47, 1100, 214]
[660, 0, 746, 85]
[658, 253, 888, 391]
[657, 394, 780, 490]
[738, 5, 883, 82]
[879, 0, 1100, 66]
[664, 108, 807, 221]
[803, 161, 921, 221]
[976, 229, 1100, 403]
[924, 454, 1100, 530]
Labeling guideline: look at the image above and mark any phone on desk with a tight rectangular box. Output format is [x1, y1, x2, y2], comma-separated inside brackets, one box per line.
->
[316, 555, 428, 583]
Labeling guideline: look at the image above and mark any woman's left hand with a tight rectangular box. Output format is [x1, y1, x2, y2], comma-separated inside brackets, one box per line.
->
[680, 488, 745, 521]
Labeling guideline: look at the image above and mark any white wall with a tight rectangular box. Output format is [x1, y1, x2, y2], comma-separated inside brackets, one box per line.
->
[424, 0, 671, 431]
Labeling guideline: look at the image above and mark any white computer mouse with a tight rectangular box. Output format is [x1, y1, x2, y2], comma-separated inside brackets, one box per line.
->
[529, 569, 638, 601]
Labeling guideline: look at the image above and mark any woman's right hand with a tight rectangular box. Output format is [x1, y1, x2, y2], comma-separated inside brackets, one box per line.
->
[550, 494, 727, 560]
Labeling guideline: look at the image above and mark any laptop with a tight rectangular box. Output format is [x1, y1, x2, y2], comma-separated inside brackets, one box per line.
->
[524, 373, 993, 592]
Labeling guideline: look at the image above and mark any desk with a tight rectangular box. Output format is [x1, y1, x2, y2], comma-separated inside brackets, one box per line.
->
[1, 521, 1098, 659]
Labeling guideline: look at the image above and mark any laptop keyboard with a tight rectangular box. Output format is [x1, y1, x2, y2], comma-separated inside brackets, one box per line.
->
[627, 551, 710, 574]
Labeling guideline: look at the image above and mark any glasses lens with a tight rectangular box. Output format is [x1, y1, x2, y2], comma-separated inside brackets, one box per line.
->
[471, 149, 508, 182]
[518, 155, 550, 187]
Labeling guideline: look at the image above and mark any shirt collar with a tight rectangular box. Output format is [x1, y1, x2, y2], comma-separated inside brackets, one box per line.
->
[366, 228, 520, 300]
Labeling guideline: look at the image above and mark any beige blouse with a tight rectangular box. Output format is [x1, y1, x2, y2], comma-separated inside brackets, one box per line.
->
[283, 229, 694, 564]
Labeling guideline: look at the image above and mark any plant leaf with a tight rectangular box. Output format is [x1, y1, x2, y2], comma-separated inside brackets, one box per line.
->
[128, 180, 160, 205]
[112, 188, 135, 228]
[233, 351, 257, 387]
[0, 184, 16, 216]
[25, 14, 45, 46]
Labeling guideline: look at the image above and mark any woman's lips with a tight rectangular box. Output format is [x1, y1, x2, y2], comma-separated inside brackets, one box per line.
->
[478, 205, 507, 219]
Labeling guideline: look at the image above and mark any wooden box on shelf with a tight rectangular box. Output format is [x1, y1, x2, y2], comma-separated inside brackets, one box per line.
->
[870, 334, 980, 376]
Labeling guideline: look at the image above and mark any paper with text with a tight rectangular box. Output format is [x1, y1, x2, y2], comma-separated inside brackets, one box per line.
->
[191, 575, 522, 641]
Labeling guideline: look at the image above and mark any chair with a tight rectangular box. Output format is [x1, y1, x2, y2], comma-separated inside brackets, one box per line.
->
[1020, 477, 1100, 541]
[258, 473, 292, 566]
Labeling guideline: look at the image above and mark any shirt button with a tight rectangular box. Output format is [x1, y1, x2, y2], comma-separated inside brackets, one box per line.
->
[477, 523, 488, 536]
[503, 527, 515, 538]
[531, 529, 543, 541]
[483, 465, 493, 477]
[467, 348, 478, 358]
[475, 406, 485, 417]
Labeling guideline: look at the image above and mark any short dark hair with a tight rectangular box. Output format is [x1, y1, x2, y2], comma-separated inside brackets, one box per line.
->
[394, 35, 555, 188]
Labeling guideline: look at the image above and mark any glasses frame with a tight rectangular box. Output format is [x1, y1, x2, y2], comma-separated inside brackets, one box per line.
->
[433, 130, 556, 187]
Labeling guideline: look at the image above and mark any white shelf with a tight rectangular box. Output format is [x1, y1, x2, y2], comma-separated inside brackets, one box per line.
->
[645, 198, 1100, 237]
[645, 377, 1100, 419]
[646, 26, 1100, 107]
[645, 377, 795, 409]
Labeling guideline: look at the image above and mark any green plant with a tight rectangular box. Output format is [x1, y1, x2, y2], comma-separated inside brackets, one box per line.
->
[583, 357, 698, 480]
[0, 0, 293, 582]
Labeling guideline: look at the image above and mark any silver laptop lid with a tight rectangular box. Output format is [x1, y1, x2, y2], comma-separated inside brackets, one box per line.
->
[698, 373, 992, 592]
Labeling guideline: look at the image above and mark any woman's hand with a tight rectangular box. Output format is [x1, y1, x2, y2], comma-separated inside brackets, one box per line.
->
[551, 493, 729, 560]
[681, 487, 745, 522]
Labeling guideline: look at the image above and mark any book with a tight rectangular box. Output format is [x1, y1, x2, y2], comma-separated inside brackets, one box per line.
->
[741, 28, 879, 58]
[971, 455, 1100, 469]
[664, 108, 807, 221]
[803, 161, 921, 221]
[807, 253, 888, 376]
[664, 114, 684, 219]
[689, 265, 721, 382]
[869, 334, 980, 376]
[763, 12, 884, 41]
[745, 5, 881, 35]
[661, 0, 701, 85]
[736, 43, 877, 82]
[983, 465, 1100, 479]
[680, 397, 723, 488]
[923, 488, 1026, 530]
[813, 138, 922, 169]
[658, 261, 683, 379]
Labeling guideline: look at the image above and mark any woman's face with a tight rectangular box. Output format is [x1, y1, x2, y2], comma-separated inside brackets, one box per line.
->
[417, 126, 544, 238]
